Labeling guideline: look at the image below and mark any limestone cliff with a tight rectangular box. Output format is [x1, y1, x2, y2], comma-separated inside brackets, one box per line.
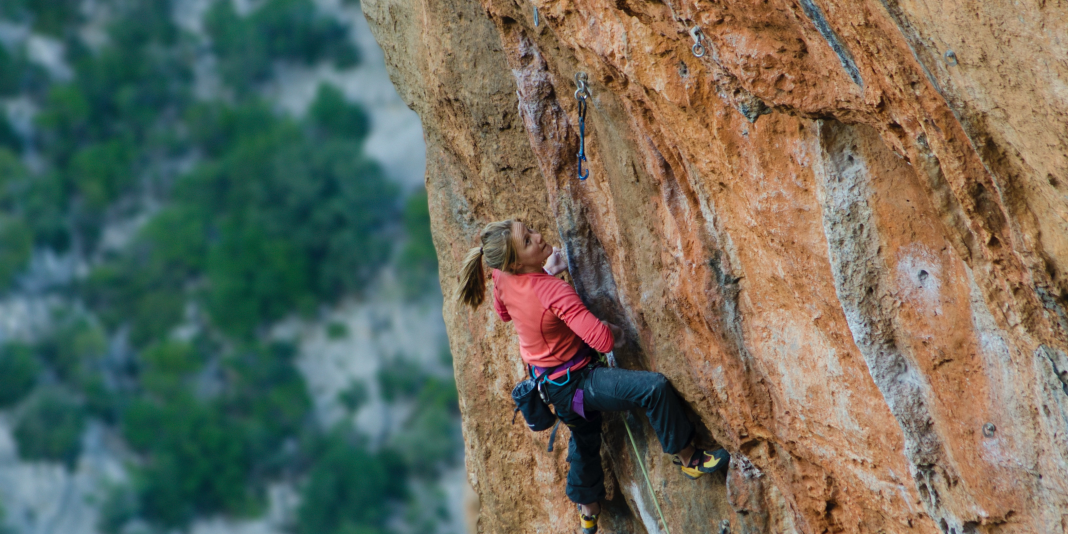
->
[360, 0, 1068, 531]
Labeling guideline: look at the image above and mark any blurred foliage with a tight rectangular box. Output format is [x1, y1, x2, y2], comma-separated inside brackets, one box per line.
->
[399, 189, 439, 298]
[0, 2, 459, 532]
[139, 340, 202, 398]
[0, 0, 82, 36]
[377, 355, 428, 402]
[14, 389, 86, 469]
[82, 206, 204, 348]
[0, 214, 32, 289]
[0, 115, 21, 153]
[0, 43, 47, 97]
[326, 321, 349, 339]
[220, 342, 311, 467]
[338, 379, 369, 412]
[310, 84, 370, 141]
[175, 101, 397, 337]
[0, 343, 39, 408]
[122, 395, 254, 526]
[37, 315, 108, 383]
[0, 498, 13, 534]
[296, 433, 407, 534]
[97, 484, 140, 534]
[390, 374, 461, 471]
[206, 0, 359, 94]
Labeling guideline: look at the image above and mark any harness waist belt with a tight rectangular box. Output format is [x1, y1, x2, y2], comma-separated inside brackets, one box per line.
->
[532, 344, 593, 381]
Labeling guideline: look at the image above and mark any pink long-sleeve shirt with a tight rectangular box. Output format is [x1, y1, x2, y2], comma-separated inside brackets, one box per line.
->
[491, 270, 613, 377]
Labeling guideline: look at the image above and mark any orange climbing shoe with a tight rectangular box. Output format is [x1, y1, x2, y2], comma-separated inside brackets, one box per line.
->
[676, 448, 730, 480]
[578, 508, 598, 534]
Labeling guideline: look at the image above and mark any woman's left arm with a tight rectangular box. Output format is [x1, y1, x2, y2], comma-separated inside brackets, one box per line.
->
[541, 280, 614, 352]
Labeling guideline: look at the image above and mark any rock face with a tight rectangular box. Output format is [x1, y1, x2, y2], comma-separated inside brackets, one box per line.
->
[360, 0, 1068, 531]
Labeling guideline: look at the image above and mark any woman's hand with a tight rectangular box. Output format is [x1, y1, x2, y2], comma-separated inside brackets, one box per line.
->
[602, 320, 624, 349]
[543, 247, 568, 276]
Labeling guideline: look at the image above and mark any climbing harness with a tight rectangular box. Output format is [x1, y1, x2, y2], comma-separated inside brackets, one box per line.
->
[607, 351, 672, 534]
[689, 26, 706, 58]
[574, 72, 591, 181]
[533, 5, 539, 26]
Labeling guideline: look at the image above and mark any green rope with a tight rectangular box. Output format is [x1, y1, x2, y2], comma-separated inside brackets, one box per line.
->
[621, 415, 671, 534]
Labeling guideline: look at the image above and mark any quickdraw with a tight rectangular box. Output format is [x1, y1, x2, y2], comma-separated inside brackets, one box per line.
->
[574, 72, 590, 181]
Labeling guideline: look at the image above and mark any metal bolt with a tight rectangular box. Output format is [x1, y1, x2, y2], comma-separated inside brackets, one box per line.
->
[690, 26, 706, 58]
[945, 50, 958, 66]
[982, 422, 996, 437]
[533, 5, 539, 26]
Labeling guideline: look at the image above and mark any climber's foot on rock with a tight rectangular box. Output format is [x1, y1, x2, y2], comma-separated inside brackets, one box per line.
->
[578, 503, 599, 534]
[676, 448, 730, 480]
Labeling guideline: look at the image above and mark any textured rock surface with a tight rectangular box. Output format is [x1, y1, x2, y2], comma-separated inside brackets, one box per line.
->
[361, 0, 1068, 531]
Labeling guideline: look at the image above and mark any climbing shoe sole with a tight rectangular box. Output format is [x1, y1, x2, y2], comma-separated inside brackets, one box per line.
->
[677, 448, 730, 479]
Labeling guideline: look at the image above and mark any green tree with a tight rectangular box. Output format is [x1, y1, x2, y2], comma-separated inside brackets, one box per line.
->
[69, 140, 135, 211]
[0, 214, 32, 290]
[0, 343, 39, 408]
[121, 396, 253, 527]
[139, 340, 202, 398]
[221, 342, 311, 464]
[309, 84, 370, 141]
[399, 189, 439, 297]
[206, 222, 313, 337]
[14, 390, 86, 469]
[36, 316, 107, 383]
[205, 0, 360, 93]
[9, 0, 83, 36]
[0, 114, 21, 153]
[297, 434, 407, 534]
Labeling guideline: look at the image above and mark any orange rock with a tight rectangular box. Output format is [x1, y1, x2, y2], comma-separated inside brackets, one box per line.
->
[362, 0, 1068, 530]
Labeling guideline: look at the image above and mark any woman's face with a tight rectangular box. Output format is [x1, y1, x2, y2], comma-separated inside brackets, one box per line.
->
[511, 221, 552, 273]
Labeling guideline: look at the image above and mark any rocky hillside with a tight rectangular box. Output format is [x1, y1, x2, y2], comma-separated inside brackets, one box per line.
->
[360, 0, 1068, 532]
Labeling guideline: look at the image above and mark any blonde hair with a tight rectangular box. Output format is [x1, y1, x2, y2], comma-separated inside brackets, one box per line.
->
[458, 220, 520, 308]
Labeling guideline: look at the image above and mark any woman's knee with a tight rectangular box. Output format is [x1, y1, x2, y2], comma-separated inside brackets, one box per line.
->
[647, 373, 670, 397]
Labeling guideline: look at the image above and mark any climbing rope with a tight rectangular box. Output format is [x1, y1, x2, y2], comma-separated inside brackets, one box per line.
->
[574, 72, 590, 181]
[606, 351, 672, 534]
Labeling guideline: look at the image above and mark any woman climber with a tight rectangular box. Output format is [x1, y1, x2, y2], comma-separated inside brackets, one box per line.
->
[458, 219, 730, 534]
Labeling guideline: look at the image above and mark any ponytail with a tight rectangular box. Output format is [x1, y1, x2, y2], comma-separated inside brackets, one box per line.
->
[457, 219, 519, 308]
[458, 246, 487, 308]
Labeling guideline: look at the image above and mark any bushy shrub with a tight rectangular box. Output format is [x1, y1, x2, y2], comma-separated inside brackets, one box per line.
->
[14, 390, 86, 469]
[0, 44, 47, 98]
[205, 222, 313, 337]
[36, 316, 107, 383]
[0, 115, 21, 153]
[221, 342, 311, 464]
[338, 380, 369, 412]
[4, 0, 83, 36]
[121, 396, 253, 527]
[0, 214, 32, 290]
[296, 433, 407, 534]
[376, 356, 427, 402]
[309, 84, 370, 141]
[68, 140, 135, 211]
[0, 343, 39, 408]
[206, 0, 359, 93]
[177, 119, 398, 335]
[139, 340, 202, 398]
[389, 375, 462, 471]
[399, 189, 439, 298]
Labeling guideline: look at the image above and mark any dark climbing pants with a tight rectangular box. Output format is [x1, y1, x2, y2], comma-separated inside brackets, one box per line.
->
[542, 366, 695, 505]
